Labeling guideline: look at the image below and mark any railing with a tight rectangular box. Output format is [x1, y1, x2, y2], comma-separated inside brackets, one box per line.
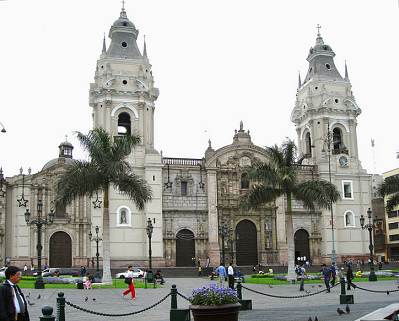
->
[163, 157, 203, 166]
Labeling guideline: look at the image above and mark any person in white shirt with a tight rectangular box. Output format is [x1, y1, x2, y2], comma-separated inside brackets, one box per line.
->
[122, 266, 136, 299]
[228, 263, 235, 289]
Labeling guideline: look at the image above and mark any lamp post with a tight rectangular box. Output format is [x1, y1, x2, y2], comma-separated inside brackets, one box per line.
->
[146, 218, 154, 284]
[312, 119, 336, 264]
[0, 122, 6, 133]
[218, 218, 228, 266]
[25, 200, 54, 289]
[89, 226, 102, 279]
[360, 208, 378, 281]
[230, 228, 234, 264]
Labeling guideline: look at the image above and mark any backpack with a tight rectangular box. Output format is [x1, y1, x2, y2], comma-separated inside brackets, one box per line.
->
[295, 267, 303, 275]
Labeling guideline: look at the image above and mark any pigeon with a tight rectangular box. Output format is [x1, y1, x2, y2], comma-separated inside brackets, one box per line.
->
[26, 292, 30, 298]
[85, 297, 88, 302]
[306, 290, 310, 293]
[27, 300, 35, 306]
[314, 317, 318, 321]
[346, 305, 350, 314]
[337, 308, 346, 315]
[37, 294, 41, 299]
[268, 285, 273, 288]
[318, 285, 322, 287]
[311, 285, 315, 288]
[308, 317, 312, 321]
[92, 298, 96, 301]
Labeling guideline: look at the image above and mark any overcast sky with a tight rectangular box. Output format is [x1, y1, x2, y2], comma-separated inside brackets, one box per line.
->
[0, 0, 398, 179]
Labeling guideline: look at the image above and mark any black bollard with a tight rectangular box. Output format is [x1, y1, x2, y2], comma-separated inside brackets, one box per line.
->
[339, 279, 354, 304]
[237, 279, 252, 311]
[169, 284, 190, 321]
[56, 292, 65, 321]
[39, 306, 55, 321]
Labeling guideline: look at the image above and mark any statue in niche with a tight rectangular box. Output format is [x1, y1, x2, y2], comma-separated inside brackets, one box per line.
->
[239, 121, 243, 131]
[120, 210, 127, 224]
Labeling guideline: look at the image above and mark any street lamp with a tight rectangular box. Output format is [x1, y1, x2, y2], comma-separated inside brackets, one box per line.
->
[218, 218, 228, 266]
[25, 200, 54, 289]
[360, 208, 378, 281]
[311, 119, 336, 264]
[146, 218, 154, 284]
[0, 122, 6, 133]
[89, 226, 103, 279]
[230, 228, 235, 264]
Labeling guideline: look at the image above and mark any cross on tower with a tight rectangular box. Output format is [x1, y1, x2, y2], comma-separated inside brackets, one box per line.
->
[317, 24, 322, 35]
[122, 0, 126, 9]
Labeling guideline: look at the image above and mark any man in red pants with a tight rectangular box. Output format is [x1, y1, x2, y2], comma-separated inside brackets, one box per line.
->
[122, 266, 136, 299]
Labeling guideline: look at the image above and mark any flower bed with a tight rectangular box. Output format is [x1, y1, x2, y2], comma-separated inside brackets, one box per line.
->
[188, 284, 238, 306]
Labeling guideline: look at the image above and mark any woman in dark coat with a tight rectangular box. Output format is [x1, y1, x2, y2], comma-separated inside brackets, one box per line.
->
[346, 265, 354, 290]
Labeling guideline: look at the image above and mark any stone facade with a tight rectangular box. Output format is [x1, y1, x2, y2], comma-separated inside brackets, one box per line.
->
[0, 9, 372, 269]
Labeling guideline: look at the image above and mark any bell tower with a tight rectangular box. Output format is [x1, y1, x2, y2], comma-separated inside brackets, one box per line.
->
[89, 6, 163, 265]
[291, 27, 371, 263]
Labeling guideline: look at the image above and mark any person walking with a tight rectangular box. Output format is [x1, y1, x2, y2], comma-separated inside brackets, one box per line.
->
[198, 266, 202, 277]
[23, 265, 28, 276]
[346, 265, 354, 290]
[330, 262, 336, 286]
[321, 264, 332, 293]
[228, 263, 235, 289]
[0, 266, 30, 321]
[215, 263, 227, 288]
[122, 266, 136, 299]
[298, 263, 308, 291]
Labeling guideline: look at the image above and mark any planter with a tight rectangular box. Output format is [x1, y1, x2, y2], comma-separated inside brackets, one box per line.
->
[189, 303, 241, 321]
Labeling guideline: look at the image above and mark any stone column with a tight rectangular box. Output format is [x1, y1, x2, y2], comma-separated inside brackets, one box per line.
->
[206, 169, 220, 265]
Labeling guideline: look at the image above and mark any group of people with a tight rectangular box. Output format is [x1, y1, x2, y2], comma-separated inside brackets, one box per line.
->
[213, 263, 245, 289]
[297, 262, 355, 293]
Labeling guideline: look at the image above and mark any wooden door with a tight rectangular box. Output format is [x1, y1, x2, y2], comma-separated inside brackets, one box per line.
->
[236, 220, 257, 266]
[176, 229, 195, 267]
[49, 231, 72, 268]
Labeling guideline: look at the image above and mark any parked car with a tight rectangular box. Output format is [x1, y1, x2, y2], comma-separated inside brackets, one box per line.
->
[115, 269, 144, 279]
[0, 267, 7, 277]
[33, 268, 79, 277]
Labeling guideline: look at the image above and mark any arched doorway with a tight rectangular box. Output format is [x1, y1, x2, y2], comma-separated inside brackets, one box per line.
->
[294, 229, 310, 263]
[50, 231, 72, 267]
[236, 220, 257, 266]
[175, 229, 195, 267]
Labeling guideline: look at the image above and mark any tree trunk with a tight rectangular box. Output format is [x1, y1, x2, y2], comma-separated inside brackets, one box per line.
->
[102, 187, 112, 285]
[286, 193, 296, 281]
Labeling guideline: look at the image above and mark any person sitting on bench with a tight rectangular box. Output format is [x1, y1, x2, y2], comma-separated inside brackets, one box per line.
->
[155, 270, 165, 284]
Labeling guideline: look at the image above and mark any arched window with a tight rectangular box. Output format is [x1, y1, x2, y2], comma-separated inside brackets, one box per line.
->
[305, 132, 311, 157]
[241, 173, 249, 189]
[116, 206, 132, 227]
[118, 112, 131, 136]
[332, 128, 342, 153]
[344, 210, 355, 228]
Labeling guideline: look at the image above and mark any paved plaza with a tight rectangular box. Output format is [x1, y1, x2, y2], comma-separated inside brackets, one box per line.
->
[25, 278, 399, 321]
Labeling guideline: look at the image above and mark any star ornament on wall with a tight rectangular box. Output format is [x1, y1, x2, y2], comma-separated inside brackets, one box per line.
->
[92, 198, 102, 209]
[17, 195, 28, 207]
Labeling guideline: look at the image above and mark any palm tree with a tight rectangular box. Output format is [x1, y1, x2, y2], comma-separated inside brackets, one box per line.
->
[55, 128, 152, 285]
[378, 174, 399, 211]
[240, 139, 340, 280]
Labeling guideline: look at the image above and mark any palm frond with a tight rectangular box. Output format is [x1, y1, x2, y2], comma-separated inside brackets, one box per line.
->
[294, 180, 341, 211]
[281, 138, 297, 167]
[378, 174, 399, 197]
[240, 185, 281, 210]
[115, 174, 153, 210]
[246, 162, 279, 186]
[386, 193, 399, 212]
[55, 161, 104, 207]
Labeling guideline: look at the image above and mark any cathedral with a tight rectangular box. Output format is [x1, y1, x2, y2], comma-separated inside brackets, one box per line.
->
[0, 7, 372, 269]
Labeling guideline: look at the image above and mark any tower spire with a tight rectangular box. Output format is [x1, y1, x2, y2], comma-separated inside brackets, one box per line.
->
[345, 60, 349, 79]
[143, 35, 148, 58]
[298, 71, 302, 89]
[102, 33, 107, 53]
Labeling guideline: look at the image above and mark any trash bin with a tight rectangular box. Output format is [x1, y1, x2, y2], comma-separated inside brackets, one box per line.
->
[289, 279, 296, 285]
[147, 270, 154, 283]
[77, 280, 84, 289]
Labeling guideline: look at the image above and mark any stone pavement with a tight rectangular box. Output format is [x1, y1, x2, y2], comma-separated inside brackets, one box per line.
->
[24, 278, 399, 321]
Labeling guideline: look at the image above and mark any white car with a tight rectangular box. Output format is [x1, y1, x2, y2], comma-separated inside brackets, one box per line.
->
[0, 267, 7, 277]
[115, 269, 144, 279]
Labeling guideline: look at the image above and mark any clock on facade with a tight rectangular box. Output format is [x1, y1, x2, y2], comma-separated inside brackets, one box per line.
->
[339, 156, 348, 166]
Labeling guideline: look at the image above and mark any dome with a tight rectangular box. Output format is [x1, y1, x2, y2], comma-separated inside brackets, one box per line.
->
[42, 157, 75, 171]
[112, 8, 136, 29]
